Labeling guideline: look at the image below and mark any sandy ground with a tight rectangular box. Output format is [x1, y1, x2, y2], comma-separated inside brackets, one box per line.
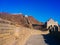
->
[0, 26, 49, 45]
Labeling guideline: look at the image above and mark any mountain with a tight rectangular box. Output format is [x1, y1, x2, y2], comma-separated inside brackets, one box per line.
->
[0, 12, 43, 29]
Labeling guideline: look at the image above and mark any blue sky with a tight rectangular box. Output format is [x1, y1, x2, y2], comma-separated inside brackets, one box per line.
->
[0, 0, 60, 24]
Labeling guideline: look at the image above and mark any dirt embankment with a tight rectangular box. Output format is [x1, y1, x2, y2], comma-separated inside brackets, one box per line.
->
[0, 26, 49, 45]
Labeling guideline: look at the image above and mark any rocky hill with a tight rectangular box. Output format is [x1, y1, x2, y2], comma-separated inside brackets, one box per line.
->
[0, 12, 43, 29]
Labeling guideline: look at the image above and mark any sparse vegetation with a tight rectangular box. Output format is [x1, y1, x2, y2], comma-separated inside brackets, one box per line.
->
[0, 26, 48, 45]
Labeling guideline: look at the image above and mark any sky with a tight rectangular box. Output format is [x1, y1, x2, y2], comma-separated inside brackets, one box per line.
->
[0, 0, 60, 24]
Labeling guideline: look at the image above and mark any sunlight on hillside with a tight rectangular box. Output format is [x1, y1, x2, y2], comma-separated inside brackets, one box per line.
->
[0, 26, 49, 45]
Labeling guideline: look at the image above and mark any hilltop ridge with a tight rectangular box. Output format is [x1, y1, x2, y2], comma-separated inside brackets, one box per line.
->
[0, 12, 43, 29]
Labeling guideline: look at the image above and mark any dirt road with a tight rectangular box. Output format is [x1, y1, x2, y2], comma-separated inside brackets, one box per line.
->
[25, 35, 47, 45]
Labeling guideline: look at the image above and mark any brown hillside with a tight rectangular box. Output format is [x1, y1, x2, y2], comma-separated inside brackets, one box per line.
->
[0, 12, 43, 29]
[28, 16, 43, 25]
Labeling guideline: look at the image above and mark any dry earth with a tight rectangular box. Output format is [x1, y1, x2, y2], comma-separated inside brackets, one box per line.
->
[0, 26, 49, 45]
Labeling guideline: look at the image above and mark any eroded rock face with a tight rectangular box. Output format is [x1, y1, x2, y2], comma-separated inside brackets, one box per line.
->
[0, 12, 43, 29]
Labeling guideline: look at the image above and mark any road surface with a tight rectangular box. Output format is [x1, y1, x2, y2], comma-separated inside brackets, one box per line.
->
[25, 34, 60, 45]
[1, 34, 60, 45]
[25, 35, 47, 45]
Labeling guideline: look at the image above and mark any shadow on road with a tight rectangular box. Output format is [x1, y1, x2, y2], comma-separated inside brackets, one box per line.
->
[42, 33, 60, 45]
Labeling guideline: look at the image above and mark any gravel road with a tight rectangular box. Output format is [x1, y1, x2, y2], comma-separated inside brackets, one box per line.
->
[25, 35, 47, 45]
